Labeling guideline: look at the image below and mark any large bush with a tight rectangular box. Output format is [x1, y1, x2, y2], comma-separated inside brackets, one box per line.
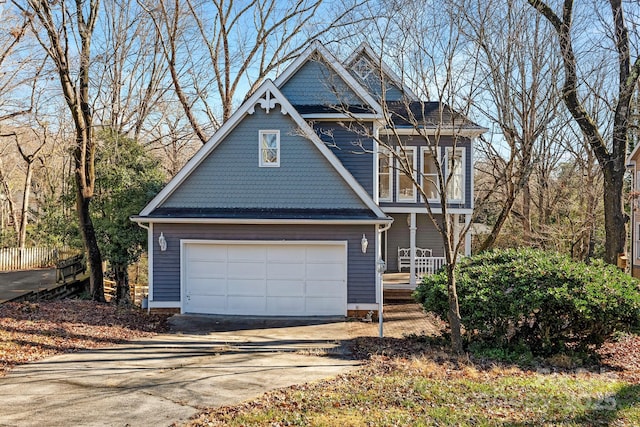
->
[414, 249, 640, 356]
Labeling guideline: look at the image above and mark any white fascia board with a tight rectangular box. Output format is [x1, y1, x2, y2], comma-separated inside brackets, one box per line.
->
[382, 207, 473, 215]
[131, 216, 393, 225]
[379, 127, 488, 138]
[345, 42, 419, 101]
[273, 40, 384, 116]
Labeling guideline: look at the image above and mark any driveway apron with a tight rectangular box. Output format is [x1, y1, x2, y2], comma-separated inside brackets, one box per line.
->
[0, 317, 360, 427]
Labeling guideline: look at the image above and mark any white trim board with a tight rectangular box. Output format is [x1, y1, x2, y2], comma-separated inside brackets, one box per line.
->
[132, 217, 392, 225]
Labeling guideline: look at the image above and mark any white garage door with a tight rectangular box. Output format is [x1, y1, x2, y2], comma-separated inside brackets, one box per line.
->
[182, 241, 347, 316]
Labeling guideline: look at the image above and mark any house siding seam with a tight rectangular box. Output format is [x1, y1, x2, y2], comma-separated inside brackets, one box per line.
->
[151, 224, 377, 304]
[159, 109, 368, 211]
[385, 213, 444, 272]
[313, 122, 375, 197]
[279, 59, 362, 106]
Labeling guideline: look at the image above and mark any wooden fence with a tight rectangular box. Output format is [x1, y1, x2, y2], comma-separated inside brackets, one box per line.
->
[104, 279, 149, 306]
[0, 246, 77, 271]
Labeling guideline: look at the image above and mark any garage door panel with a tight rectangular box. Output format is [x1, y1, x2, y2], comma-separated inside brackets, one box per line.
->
[228, 296, 266, 313]
[266, 280, 305, 297]
[268, 246, 305, 262]
[306, 280, 344, 297]
[187, 260, 226, 278]
[267, 263, 305, 280]
[227, 261, 265, 279]
[228, 246, 265, 261]
[267, 297, 305, 314]
[184, 242, 347, 316]
[187, 278, 227, 296]
[306, 263, 345, 280]
[305, 297, 343, 315]
[306, 246, 344, 262]
[227, 279, 265, 296]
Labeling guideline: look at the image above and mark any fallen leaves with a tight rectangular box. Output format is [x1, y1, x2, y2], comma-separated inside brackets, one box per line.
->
[0, 300, 169, 376]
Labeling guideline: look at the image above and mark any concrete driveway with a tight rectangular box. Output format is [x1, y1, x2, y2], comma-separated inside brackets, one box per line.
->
[0, 316, 360, 427]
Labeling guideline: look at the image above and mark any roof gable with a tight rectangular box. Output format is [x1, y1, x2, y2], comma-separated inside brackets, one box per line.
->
[138, 80, 386, 220]
[274, 40, 383, 116]
[345, 42, 418, 102]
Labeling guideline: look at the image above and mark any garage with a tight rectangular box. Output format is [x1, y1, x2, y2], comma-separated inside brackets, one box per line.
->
[181, 241, 348, 316]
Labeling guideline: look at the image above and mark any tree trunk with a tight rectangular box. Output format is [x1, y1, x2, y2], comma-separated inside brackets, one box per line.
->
[602, 169, 627, 264]
[114, 263, 131, 306]
[479, 193, 516, 251]
[446, 262, 464, 355]
[76, 193, 105, 302]
[18, 162, 33, 249]
[522, 183, 532, 245]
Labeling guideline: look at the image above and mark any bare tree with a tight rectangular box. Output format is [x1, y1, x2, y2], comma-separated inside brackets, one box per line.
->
[527, 0, 640, 264]
[15, 0, 105, 301]
[458, 0, 563, 251]
[140, 0, 367, 144]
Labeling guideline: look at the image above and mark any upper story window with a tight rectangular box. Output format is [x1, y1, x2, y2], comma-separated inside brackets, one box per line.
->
[378, 147, 392, 201]
[259, 130, 280, 167]
[396, 147, 417, 202]
[421, 147, 439, 201]
[446, 147, 464, 202]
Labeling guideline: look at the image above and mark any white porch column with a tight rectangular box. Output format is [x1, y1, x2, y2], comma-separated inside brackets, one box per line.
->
[453, 214, 460, 254]
[409, 212, 417, 287]
[464, 214, 472, 256]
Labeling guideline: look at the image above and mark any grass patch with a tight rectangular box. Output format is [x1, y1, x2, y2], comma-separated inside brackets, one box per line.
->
[186, 356, 640, 426]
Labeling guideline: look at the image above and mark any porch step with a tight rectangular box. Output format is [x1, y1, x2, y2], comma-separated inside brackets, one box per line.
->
[384, 288, 415, 303]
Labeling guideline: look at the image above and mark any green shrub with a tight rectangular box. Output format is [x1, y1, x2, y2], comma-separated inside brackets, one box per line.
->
[413, 248, 640, 356]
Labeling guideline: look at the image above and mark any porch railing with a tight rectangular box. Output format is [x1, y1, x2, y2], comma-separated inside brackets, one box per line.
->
[0, 246, 76, 271]
[416, 256, 447, 277]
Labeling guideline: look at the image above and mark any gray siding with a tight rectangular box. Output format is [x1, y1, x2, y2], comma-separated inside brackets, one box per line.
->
[280, 59, 362, 106]
[313, 122, 374, 197]
[350, 69, 405, 102]
[160, 108, 367, 210]
[384, 213, 443, 272]
[151, 224, 377, 304]
[379, 135, 473, 210]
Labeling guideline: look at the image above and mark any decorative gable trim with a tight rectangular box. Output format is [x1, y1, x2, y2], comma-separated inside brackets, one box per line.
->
[138, 79, 388, 221]
[273, 40, 384, 117]
[345, 42, 419, 101]
[248, 89, 289, 115]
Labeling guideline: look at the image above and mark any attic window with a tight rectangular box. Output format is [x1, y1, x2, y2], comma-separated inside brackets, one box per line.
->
[259, 130, 280, 167]
[353, 57, 372, 80]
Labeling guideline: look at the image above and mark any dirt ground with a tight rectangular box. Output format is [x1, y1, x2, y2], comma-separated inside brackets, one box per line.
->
[347, 302, 444, 339]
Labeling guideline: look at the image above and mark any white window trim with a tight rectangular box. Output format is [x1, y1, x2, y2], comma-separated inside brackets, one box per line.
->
[445, 147, 465, 203]
[353, 56, 373, 81]
[396, 146, 417, 203]
[378, 147, 393, 202]
[259, 130, 280, 167]
[420, 146, 441, 203]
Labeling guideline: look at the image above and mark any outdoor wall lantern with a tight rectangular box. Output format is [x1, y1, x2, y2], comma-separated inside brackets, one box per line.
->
[361, 234, 368, 254]
[158, 232, 167, 252]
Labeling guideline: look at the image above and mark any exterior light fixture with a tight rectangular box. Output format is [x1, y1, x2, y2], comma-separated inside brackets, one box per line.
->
[361, 234, 368, 254]
[158, 232, 167, 252]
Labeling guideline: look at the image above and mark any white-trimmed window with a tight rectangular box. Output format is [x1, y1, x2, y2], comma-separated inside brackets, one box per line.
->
[446, 147, 464, 202]
[396, 147, 417, 202]
[378, 147, 392, 201]
[259, 130, 280, 167]
[421, 147, 440, 201]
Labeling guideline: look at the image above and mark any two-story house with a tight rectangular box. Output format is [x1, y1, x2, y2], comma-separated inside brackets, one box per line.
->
[132, 41, 485, 317]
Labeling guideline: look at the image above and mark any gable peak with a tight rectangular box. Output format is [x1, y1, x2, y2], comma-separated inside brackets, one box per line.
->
[247, 87, 289, 116]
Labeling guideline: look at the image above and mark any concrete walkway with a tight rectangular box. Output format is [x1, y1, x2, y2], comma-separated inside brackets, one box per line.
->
[0, 318, 360, 427]
[0, 269, 56, 303]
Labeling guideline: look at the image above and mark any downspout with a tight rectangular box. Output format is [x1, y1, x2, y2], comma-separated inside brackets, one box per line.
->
[377, 221, 393, 338]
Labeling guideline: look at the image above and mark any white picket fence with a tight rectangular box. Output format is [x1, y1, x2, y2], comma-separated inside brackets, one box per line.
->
[0, 246, 75, 271]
